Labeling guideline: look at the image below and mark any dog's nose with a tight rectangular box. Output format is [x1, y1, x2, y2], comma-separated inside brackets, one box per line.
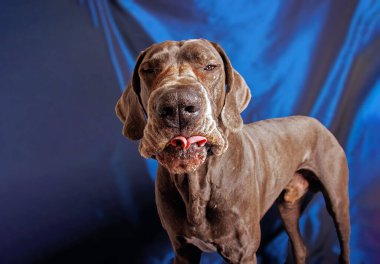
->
[157, 88, 202, 128]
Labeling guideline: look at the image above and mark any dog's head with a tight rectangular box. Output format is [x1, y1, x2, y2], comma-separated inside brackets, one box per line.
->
[116, 39, 251, 174]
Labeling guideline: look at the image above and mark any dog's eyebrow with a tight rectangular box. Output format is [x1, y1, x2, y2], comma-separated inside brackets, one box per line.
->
[141, 57, 166, 68]
[178, 45, 215, 62]
[181, 51, 217, 65]
[150, 51, 170, 61]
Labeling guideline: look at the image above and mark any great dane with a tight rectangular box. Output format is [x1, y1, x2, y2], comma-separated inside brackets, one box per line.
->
[115, 39, 350, 264]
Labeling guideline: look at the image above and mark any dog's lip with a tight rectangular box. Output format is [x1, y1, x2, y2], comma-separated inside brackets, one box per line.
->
[167, 135, 208, 150]
[158, 140, 209, 164]
[150, 136, 211, 160]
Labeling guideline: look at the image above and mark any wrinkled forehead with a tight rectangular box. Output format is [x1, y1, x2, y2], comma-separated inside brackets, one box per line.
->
[142, 39, 221, 63]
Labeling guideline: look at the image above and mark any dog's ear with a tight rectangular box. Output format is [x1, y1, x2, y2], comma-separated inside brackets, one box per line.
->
[115, 51, 147, 140]
[211, 42, 251, 132]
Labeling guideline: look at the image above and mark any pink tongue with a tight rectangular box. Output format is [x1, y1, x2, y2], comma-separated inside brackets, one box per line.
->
[169, 136, 207, 150]
[169, 136, 187, 149]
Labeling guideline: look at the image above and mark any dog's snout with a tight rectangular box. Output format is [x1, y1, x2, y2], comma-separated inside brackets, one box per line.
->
[156, 87, 203, 129]
[180, 102, 200, 118]
[159, 106, 176, 118]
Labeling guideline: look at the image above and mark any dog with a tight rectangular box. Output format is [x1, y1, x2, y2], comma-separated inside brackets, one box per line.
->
[115, 39, 350, 263]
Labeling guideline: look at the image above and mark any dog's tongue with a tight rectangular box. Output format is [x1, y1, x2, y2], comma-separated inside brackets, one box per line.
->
[169, 136, 207, 150]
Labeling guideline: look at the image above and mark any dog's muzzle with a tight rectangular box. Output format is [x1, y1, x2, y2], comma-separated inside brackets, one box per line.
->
[139, 82, 227, 173]
[155, 85, 205, 131]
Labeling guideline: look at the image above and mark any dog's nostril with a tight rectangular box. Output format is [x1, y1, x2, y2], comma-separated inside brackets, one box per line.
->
[160, 106, 175, 117]
[184, 105, 197, 113]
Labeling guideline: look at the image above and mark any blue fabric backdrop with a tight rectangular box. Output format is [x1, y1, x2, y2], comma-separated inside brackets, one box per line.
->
[1, 0, 379, 263]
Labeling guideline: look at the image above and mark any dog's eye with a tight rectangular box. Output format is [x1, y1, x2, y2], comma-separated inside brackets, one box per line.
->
[141, 68, 157, 74]
[204, 64, 217, 71]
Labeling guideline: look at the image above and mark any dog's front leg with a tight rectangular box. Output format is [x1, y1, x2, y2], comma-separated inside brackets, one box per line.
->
[219, 246, 258, 264]
[171, 237, 202, 264]
[218, 221, 260, 264]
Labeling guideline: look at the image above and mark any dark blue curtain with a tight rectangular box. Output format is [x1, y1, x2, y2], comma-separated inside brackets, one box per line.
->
[1, 0, 379, 263]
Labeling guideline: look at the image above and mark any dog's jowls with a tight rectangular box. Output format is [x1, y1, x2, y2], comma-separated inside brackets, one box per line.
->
[116, 39, 350, 264]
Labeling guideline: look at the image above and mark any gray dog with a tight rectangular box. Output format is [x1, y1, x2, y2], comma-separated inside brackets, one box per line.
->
[115, 39, 350, 264]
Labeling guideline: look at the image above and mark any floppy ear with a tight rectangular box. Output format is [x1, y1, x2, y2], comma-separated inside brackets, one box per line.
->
[115, 51, 147, 140]
[211, 42, 251, 132]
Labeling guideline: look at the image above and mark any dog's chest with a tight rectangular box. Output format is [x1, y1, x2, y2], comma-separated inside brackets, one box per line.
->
[183, 209, 220, 253]
[183, 195, 235, 252]
[184, 235, 217, 252]
[173, 171, 245, 251]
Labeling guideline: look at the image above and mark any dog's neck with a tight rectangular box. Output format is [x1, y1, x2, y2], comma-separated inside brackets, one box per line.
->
[171, 165, 211, 226]
[169, 131, 232, 227]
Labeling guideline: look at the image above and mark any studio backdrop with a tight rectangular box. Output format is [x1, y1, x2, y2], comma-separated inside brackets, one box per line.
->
[1, 0, 380, 263]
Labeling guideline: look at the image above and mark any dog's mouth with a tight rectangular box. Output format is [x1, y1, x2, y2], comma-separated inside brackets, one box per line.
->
[156, 135, 210, 174]
[168, 135, 208, 149]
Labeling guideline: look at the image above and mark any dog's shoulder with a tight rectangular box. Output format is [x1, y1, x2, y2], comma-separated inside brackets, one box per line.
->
[246, 115, 322, 129]
[241, 115, 326, 142]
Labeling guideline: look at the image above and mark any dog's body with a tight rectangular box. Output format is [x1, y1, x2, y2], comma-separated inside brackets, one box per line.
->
[116, 39, 350, 263]
[155, 116, 349, 263]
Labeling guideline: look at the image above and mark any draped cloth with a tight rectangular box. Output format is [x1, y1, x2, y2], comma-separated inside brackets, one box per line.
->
[1, 0, 379, 263]
[86, 0, 380, 262]
[87, 1, 380, 262]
